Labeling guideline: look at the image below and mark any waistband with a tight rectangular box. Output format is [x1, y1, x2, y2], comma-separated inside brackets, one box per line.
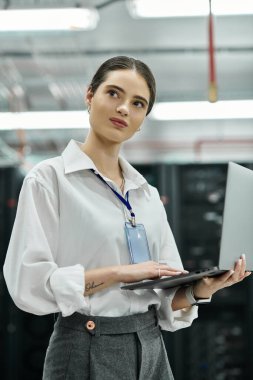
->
[56, 306, 157, 337]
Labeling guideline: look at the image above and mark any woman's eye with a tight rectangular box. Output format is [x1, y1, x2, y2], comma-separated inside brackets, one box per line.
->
[133, 100, 145, 108]
[108, 89, 118, 97]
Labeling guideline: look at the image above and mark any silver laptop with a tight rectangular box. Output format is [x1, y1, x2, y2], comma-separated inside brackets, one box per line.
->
[121, 162, 253, 290]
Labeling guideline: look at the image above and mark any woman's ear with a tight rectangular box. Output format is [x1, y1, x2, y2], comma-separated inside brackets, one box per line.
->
[85, 86, 93, 109]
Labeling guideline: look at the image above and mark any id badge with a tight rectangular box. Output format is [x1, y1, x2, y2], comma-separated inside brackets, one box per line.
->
[125, 222, 151, 264]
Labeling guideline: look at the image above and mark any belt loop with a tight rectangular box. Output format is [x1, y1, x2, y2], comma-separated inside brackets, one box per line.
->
[148, 305, 158, 326]
[153, 306, 159, 327]
[94, 318, 100, 337]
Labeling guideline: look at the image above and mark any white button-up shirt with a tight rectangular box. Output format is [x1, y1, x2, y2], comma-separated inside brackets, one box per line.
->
[4, 140, 197, 331]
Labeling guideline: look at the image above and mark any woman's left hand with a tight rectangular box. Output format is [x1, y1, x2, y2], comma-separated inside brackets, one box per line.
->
[192, 254, 252, 299]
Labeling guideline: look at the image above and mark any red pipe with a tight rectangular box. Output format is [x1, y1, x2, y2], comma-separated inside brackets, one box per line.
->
[124, 139, 253, 160]
[208, 0, 217, 102]
[194, 139, 253, 159]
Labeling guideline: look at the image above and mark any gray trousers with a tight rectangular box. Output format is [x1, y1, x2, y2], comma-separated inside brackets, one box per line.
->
[43, 307, 174, 380]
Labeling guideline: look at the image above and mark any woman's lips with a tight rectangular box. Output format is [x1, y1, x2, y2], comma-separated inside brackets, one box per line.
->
[109, 118, 128, 128]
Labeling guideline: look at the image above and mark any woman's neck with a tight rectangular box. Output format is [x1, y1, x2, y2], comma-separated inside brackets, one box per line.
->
[82, 132, 122, 181]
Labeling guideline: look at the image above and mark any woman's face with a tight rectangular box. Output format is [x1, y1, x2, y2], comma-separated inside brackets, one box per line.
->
[86, 69, 150, 144]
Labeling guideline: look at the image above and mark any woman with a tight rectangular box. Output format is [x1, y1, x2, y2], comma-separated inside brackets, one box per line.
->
[3, 56, 250, 380]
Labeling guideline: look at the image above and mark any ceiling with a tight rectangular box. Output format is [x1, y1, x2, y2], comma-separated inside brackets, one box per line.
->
[0, 0, 253, 164]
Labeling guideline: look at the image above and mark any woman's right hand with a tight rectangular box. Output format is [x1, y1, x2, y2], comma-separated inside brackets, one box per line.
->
[118, 261, 187, 283]
[84, 262, 186, 296]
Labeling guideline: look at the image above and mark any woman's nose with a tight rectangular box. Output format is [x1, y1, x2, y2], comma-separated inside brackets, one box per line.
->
[116, 103, 129, 116]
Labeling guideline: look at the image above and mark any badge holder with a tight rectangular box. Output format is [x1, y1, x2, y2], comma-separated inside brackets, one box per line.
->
[125, 222, 151, 264]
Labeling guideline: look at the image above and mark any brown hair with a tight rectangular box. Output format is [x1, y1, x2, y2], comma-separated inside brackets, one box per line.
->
[88, 56, 156, 115]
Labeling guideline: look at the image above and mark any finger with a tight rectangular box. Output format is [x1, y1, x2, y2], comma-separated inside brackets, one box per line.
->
[201, 276, 213, 287]
[162, 267, 187, 273]
[232, 259, 242, 281]
[240, 254, 246, 278]
[159, 269, 183, 277]
[158, 262, 188, 270]
[239, 271, 252, 281]
[216, 269, 235, 283]
[234, 257, 246, 281]
[233, 258, 247, 282]
[151, 263, 183, 278]
[157, 265, 188, 274]
[227, 267, 251, 285]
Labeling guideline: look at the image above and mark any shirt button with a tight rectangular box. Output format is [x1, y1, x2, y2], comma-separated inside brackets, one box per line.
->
[86, 320, 96, 331]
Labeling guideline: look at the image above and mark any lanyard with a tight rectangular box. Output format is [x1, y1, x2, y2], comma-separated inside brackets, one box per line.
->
[90, 169, 136, 226]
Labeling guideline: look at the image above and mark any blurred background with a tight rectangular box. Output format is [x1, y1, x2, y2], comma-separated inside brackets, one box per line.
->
[0, 1, 253, 379]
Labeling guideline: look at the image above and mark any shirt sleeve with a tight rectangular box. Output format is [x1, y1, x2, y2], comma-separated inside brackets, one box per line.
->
[3, 174, 89, 316]
[155, 199, 198, 331]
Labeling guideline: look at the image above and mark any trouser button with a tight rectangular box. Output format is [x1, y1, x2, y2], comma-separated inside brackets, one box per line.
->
[86, 320, 96, 333]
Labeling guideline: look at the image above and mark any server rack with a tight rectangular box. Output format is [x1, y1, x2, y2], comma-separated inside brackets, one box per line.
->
[0, 167, 54, 380]
[135, 162, 253, 380]
[0, 166, 23, 380]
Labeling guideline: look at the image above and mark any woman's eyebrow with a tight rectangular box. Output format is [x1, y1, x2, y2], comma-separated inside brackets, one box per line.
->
[105, 84, 149, 106]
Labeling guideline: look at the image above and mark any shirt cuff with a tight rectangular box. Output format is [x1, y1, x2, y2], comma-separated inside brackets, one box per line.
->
[50, 264, 89, 317]
[155, 287, 198, 331]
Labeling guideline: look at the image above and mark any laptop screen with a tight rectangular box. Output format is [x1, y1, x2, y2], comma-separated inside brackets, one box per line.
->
[219, 162, 253, 271]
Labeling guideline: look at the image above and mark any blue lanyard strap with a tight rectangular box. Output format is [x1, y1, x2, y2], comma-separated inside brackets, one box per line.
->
[90, 169, 136, 226]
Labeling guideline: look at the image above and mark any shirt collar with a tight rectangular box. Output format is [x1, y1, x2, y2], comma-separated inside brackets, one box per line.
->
[118, 155, 150, 197]
[62, 139, 97, 173]
[62, 139, 151, 197]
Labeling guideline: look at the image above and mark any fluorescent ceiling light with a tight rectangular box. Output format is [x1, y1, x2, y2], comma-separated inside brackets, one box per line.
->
[127, 0, 253, 18]
[149, 100, 253, 121]
[0, 111, 90, 130]
[0, 8, 99, 32]
[1, 100, 252, 130]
